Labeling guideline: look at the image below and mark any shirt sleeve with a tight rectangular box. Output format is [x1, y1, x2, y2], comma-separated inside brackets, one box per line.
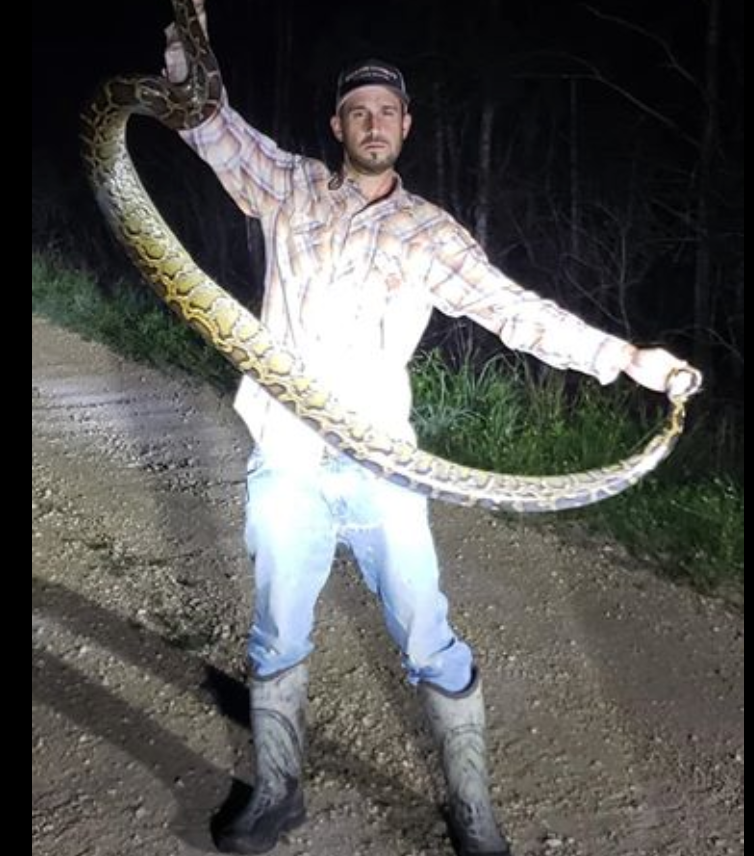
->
[425, 217, 632, 385]
[178, 90, 298, 218]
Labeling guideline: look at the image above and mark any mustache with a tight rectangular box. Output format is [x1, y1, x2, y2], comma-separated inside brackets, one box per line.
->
[361, 133, 389, 145]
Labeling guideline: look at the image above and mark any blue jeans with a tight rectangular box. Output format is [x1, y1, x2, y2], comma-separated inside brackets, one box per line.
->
[243, 450, 473, 693]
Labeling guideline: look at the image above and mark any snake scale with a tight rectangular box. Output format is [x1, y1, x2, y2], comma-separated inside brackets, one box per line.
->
[81, 0, 701, 513]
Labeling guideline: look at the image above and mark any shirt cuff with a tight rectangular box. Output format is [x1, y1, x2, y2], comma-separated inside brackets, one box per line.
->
[178, 88, 229, 143]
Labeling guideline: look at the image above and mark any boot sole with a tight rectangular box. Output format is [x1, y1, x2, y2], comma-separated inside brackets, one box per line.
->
[214, 808, 307, 855]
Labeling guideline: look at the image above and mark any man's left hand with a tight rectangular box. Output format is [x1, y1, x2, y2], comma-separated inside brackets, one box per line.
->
[623, 347, 702, 397]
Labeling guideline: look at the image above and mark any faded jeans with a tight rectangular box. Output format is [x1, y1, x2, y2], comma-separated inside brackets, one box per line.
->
[244, 450, 473, 693]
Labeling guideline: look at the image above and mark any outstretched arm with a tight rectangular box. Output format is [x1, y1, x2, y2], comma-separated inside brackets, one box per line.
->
[427, 216, 700, 395]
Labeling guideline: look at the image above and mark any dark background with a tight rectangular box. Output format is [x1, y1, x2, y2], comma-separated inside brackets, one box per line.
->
[32, 0, 744, 401]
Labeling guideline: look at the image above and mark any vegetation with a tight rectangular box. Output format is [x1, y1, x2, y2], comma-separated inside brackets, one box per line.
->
[32, 0, 742, 600]
[33, 252, 742, 599]
[411, 350, 743, 596]
[32, 251, 235, 390]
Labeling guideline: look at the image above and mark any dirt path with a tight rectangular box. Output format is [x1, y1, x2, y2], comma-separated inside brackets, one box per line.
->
[32, 316, 744, 856]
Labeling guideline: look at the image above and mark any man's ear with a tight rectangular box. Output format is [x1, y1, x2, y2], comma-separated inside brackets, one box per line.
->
[402, 111, 413, 140]
[330, 114, 343, 142]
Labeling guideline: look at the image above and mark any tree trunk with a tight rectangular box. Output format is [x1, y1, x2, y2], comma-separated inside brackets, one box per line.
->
[693, 0, 720, 369]
[475, 100, 495, 249]
[569, 78, 582, 265]
[432, 81, 448, 209]
[272, 0, 293, 146]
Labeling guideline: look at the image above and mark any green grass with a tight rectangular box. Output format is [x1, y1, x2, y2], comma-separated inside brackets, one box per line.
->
[411, 350, 644, 474]
[32, 251, 234, 390]
[33, 250, 743, 599]
[411, 350, 743, 596]
[587, 476, 743, 594]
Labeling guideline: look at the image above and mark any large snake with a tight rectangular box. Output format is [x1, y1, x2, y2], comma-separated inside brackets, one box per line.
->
[81, 0, 701, 513]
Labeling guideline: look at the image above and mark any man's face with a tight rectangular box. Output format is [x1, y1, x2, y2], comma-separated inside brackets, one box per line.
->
[330, 86, 412, 175]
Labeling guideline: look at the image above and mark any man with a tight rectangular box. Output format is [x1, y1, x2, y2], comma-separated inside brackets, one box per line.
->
[165, 4, 693, 855]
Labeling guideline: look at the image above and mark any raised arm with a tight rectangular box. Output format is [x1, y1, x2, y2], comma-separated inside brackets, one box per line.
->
[163, 0, 299, 218]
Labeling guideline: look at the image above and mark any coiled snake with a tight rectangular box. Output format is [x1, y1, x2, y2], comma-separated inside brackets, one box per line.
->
[81, 0, 701, 513]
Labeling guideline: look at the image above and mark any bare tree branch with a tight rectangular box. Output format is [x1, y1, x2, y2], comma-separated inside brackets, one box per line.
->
[515, 52, 700, 149]
[583, 4, 701, 92]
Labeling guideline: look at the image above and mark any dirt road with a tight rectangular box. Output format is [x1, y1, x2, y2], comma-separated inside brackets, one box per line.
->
[32, 316, 744, 856]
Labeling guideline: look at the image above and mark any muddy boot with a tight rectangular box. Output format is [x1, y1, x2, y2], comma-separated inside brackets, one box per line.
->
[420, 669, 512, 856]
[214, 662, 308, 855]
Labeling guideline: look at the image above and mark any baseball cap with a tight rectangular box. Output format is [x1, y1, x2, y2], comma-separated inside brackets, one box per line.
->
[335, 58, 410, 109]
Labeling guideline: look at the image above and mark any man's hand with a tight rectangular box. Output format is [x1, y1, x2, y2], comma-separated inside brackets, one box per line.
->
[622, 346, 702, 398]
[164, 0, 208, 83]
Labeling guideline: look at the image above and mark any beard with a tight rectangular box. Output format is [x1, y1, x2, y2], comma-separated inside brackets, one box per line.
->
[346, 144, 400, 175]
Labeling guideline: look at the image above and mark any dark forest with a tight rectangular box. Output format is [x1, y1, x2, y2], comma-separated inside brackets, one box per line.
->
[33, 0, 743, 405]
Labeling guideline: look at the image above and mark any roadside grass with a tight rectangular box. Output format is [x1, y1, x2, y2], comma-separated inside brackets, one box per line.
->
[33, 250, 743, 599]
[411, 350, 743, 596]
[32, 251, 234, 390]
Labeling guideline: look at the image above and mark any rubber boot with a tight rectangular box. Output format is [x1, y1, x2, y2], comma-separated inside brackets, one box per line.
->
[214, 662, 308, 854]
[420, 669, 512, 856]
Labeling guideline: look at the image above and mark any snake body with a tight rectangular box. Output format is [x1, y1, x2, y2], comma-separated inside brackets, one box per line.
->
[81, 0, 699, 513]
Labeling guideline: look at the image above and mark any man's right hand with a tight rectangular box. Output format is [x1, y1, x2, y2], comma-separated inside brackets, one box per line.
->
[164, 0, 208, 83]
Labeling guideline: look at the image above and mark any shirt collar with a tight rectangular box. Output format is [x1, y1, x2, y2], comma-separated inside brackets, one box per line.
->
[328, 169, 413, 211]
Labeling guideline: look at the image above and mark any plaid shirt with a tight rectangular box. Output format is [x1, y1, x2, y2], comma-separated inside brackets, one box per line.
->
[182, 95, 631, 467]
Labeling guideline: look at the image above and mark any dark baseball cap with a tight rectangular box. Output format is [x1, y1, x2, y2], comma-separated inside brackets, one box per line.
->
[335, 59, 410, 109]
